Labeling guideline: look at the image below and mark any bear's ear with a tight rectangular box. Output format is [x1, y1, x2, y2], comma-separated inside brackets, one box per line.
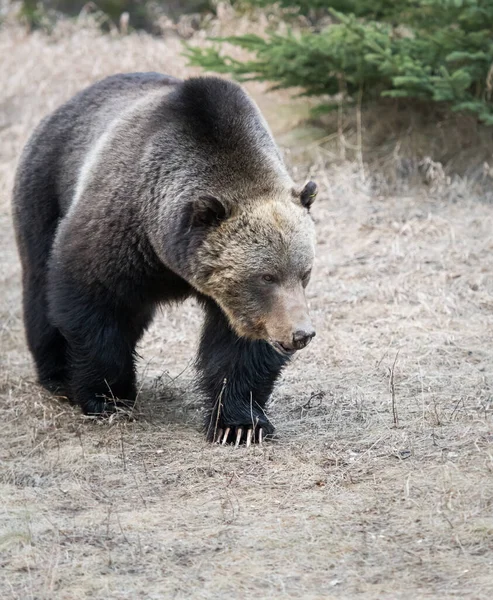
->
[298, 181, 318, 210]
[192, 195, 229, 228]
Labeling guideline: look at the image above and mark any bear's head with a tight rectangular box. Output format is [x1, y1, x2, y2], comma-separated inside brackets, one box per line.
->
[190, 181, 317, 356]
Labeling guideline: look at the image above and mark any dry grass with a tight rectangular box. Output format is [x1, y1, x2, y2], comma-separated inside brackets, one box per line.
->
[304, 101, 493, 199]
[1, 17, 493, 600]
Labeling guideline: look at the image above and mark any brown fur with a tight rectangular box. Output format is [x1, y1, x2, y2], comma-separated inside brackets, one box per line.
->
[12, 72, 317, 439]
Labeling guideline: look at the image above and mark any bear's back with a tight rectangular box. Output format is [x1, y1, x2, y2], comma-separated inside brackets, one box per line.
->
[16, 73, 179, 216]
[15, 71, 290, 250]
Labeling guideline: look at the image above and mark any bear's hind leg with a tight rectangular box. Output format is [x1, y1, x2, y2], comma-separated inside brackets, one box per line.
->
[48, 275, 150, 415]
[196, 300, 289, 445]
[13, 175, 68, 393]
[23, 271, 67, 393]
[70, 340, 137, 416]
[65, 318, 138, 415]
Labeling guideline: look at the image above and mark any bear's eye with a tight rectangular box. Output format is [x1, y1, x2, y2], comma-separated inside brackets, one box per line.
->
[262, 274, 276, 283]
[302, 269, 312, 285]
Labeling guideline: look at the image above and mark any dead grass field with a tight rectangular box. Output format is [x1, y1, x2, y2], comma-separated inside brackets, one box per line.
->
[1, 17, 493, 600]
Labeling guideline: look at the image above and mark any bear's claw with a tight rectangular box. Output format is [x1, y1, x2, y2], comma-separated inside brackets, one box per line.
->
[214, 425, 264, 447]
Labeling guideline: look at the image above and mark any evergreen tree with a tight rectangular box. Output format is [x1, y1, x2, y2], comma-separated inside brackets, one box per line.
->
[187, 0, 493, 124]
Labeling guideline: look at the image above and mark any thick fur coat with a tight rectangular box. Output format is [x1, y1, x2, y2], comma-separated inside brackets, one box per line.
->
[13, 73, 317, 443]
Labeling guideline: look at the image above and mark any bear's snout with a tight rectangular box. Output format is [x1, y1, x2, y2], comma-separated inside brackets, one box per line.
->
[265, 287, 315, 355]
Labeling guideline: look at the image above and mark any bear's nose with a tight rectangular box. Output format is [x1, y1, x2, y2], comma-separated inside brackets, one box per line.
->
[292, 328, 316, 350]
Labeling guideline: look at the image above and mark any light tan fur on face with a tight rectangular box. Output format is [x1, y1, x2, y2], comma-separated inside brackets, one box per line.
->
[265, 284, 312, 346]
[193, 194, 316, 343]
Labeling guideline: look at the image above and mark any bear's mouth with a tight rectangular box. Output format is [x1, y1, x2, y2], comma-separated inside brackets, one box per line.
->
[269, 340, 297, 357]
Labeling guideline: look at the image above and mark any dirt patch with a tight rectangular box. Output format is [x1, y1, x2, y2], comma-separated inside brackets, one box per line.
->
[1, 20, 493, 600]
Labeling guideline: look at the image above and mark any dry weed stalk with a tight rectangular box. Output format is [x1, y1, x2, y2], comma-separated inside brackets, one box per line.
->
[209, 377, 226, 444]
[356, 86, 365, 180]
[389, 350, 400, 428]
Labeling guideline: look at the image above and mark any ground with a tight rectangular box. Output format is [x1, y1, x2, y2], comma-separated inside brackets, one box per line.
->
[1, 20, 493, 600]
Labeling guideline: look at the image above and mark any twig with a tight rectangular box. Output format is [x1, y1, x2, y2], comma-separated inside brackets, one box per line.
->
[249, 391, 259, 443]
[375, 336, 394, 369]
[105, 504, 113, 567]
[302, 391, 326, 410]
[208, 378, 227, 443]
[356, 85, 365, 180]
[389, 350, 400, 427]
[450, 396, 464, 420]
[120, 426, 127, 473]
[337, 76, 346, 161]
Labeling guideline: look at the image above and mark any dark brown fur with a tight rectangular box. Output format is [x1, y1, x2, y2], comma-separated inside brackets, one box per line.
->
[12, 72, 317, 442]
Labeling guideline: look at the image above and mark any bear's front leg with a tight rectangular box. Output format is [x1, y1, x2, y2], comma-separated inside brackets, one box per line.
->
[196, 301, 289, 445]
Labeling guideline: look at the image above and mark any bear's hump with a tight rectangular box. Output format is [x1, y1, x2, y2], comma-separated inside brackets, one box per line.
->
[167, 77, 272, 151]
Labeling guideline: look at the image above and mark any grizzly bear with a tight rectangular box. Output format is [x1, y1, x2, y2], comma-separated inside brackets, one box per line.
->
[12, 73, 317, 446]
